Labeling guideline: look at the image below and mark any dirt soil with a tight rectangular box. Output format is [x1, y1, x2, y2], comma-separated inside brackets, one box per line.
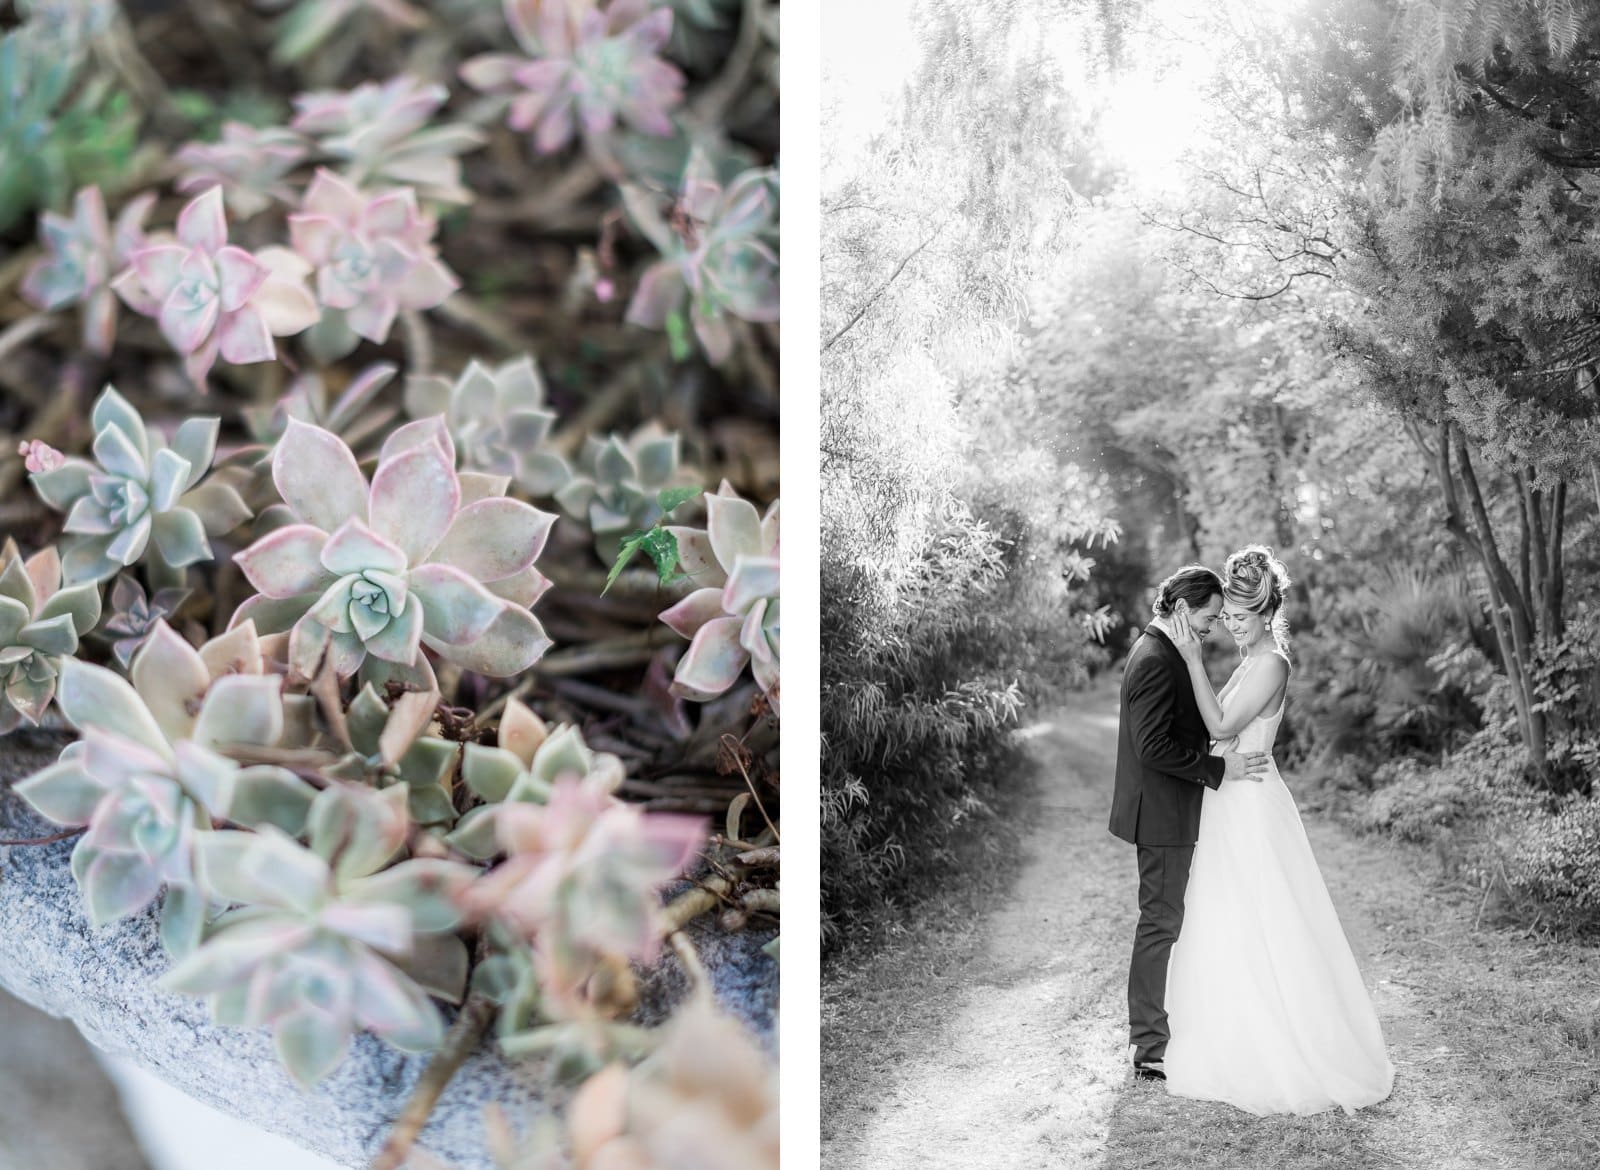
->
[821, 689, 1600, 1170]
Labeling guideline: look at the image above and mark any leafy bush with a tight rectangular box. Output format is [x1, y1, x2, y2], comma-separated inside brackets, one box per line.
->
[1499, 796, 1600, 922]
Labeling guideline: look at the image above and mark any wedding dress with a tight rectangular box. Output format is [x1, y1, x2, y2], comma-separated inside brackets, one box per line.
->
[1163, 651, 1394, 1115]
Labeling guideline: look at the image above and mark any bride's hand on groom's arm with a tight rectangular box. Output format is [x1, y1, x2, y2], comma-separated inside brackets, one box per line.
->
[1222, 750, 1270, 782]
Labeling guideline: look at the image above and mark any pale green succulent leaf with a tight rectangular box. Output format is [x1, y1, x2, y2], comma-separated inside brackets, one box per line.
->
[350, 952, 443, 1051]
[91, 386, 150, 461]
[31, 461, 94, 512]
[18, 613, 76, 656]
[0, 556, 36, 611]
[193, 674, 285, 750]
[275, 1007, 353, 1088]
[160, 884, 209, 958]
[83, 851, 164, 926]
[38, 579, 102, 636]
[169, 417, 220, 490]
[151, 507, 213, 568]
[56, 658, 171, 756]
[13, 757, 107, 825]
[443, 806, 501, 860]
[344, 858, 473, 933]
[396, 735, 455, 788]
[148, 448, 193, 513]
[179, 479, 253, 535]
[658, 486, 701, 515]
[406, 783, 456, 827]
[229, 767, 316, 835]
[461, 743, 523, 803]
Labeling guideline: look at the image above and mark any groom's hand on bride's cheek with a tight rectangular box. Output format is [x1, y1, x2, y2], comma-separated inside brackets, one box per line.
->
[1222, 750, 1270, 782]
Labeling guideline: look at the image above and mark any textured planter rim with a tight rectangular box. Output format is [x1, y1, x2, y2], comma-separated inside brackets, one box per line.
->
[0, 727, 777, 1170]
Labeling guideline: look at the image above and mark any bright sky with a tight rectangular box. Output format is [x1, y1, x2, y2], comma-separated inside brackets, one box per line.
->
[820, 0, 1304, 192]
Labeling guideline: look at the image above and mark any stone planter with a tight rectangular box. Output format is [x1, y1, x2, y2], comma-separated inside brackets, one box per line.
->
[0, 728, 777, 1170]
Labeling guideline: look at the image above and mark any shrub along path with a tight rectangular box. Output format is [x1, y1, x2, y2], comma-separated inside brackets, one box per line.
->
[821, 686, 1600, 1170]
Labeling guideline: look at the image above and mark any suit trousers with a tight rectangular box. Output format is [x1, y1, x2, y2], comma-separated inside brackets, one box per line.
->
[1128, 843, 1195, 1064]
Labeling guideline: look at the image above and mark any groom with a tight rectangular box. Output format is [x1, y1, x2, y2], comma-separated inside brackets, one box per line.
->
[1108, 564, 1268, 1081]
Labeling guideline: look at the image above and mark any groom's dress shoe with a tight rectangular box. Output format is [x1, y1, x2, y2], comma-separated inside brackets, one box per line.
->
[1133, 1061, 1166, 1082]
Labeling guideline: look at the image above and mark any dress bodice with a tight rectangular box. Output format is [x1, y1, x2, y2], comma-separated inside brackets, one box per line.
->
[1224, 651, 1287, 758]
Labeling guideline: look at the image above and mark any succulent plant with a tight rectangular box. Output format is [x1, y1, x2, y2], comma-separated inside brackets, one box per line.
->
[554, 423, 692, 562]
[21, 185, 155, 356]
[159, 796, 478, 1087]
[289, 168, 458, 345]
[623, 153, 779, 365]
[461, 0, 684, 171]
[256, 0, 428, 66]
[232, 417, 556, 689]
[174, 122, 308, 220]
[27, 385, 253, 584]
[291, 76, 484, 206]
[404, 354, 571, 496]
[243, 361, 402, 456]
[0, 542, 101, 732]
[447, 695, 625, 859]
[565, 995, 778, 1170]
[660, 483, 779, 714]
[12, 626, 318, 955]
[99, 573, 191, 670]
[326, 682, 461, 829]
[461, 773, 704, 964]
[0, 21, 141, 233]
[111, 187, 321, 386]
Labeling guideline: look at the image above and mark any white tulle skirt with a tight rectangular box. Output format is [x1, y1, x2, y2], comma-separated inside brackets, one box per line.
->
[1163, 765, 1395, 1115]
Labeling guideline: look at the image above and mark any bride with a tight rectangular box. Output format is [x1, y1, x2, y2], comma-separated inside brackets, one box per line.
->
[1161, 545, 1394, 1115]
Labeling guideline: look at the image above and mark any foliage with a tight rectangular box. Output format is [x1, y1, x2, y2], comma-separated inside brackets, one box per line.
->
[0, 542, 101, 733]
[232, 416, 556, 687]
[660, 482, 780, 714]
[555, 424, 693, 563]
[1, 0, 778, 1140]
[111, 187, 321, 386]
[461, 0, 684, 173]
[20, 185, 154, 356]
[0, 18, 142, 233]
[28, 386, 250, 585]
[622, 151, 780, 365]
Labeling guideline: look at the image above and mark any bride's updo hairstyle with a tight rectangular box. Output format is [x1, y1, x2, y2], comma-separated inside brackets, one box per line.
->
[1151, 564, 1224, 619]
[1223, 544, 1293, 659]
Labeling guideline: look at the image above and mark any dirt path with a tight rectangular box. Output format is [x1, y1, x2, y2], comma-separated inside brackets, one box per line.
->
[822, 692, 1600, 1170]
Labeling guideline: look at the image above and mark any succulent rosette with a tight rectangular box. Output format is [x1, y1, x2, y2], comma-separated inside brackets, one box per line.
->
[566, 996, 778, 1170]
[291, 76, 484, 205]
[462, 774, 704, 964]
[111, 187, 321, 386]
[404, 354, 571, 495]
[12, 624, 318, 955]
[232, 417, 556, 688]
[461, 0, 684, 170]
[289, 168, 458, 345]
[0, 543, 101, 732]
[447, 695, 625, 859]
[325, 682, 462, 828]
[661, 484, 780, 714]
[159, 785, 478, 1087]
[99, 574, 192, 670]
[624, 153, 779, 365]
[27, 385, 253, 584]
[174, 122, 308, 220]
[555, 423, 692, 561]
[21, 184, 155, 356]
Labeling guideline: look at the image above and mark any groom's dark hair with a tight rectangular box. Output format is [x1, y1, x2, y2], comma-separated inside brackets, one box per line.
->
[1152, 564, 1224, 618]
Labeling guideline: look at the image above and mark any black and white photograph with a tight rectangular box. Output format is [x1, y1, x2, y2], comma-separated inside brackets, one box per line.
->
[822, 1, 1600, 1167]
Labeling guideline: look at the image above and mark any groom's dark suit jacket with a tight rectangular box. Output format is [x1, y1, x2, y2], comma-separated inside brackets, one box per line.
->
[1108, 623, 1225, 847]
